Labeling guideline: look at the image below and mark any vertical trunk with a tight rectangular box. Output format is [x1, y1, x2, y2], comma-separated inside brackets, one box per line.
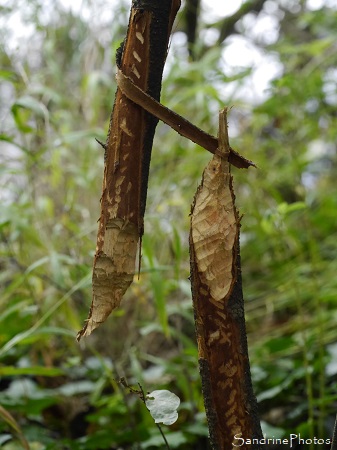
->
[78, 0, 181, 339]
[190, 242, 263, 450]
[189, 110, 262, 449]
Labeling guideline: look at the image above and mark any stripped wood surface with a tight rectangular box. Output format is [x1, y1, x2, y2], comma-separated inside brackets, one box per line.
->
[191, 109, 239, 304]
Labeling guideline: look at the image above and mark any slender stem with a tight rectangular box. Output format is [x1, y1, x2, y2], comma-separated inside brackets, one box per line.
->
[137, 383, 171, 450]
[116, 69, 255, 170]
[156, 423, 171, 450]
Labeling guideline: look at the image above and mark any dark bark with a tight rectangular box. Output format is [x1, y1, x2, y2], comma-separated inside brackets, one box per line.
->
[113, 0, 181, 231]
[190, 236, 263, 448]
[189, 110, 262, 448]
[78, 0, 181, 339]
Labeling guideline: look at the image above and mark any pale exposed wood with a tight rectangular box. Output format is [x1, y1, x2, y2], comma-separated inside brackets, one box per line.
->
[191, 158, 238, 302]
[191, 109, 238, 303]
[79, 220, 138, 337]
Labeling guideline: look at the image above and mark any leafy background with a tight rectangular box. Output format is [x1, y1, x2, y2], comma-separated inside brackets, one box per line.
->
[1, 0, 337, 448]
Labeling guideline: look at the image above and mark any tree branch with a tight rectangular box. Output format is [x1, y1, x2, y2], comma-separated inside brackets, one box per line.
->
[77, 0, 181, 340]
[116, 69, 256, 169]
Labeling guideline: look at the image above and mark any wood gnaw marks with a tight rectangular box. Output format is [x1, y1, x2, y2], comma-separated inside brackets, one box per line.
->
[133, 50, 142, 62]
[136, 31, 144, 44]
[191, 109, 239, 304]
[191, 160, 239, 302]
[77, 219, 138, 339]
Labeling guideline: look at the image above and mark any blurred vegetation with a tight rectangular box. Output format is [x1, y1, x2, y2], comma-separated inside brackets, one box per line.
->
[1, 0, 337, 448]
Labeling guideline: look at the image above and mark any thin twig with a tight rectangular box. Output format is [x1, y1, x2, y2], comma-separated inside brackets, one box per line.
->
[155, 422, 171, 450]
[116, 69, 255, 170]
[118, 379, 171, 450]
[137, 383, 171, 450]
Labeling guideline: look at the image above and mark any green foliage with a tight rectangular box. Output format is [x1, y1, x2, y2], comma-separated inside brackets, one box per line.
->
[1, 0, 337, 448]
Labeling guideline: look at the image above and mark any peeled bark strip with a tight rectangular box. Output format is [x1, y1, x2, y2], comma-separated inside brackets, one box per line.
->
[190, 110, 262, 449]
[77, 0, 181, 340]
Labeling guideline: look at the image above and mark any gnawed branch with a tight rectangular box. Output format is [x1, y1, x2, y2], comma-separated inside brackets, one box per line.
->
[78, 0, 258, 340]
[77, 0, 181, 340]
[189, 109, 262, 449]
